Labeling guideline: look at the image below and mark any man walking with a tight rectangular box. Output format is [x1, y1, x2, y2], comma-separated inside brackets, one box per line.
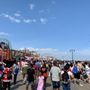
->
[26, 63, 35, 90]
[13, 62, 19, 84]
[50, 61, 61, 90]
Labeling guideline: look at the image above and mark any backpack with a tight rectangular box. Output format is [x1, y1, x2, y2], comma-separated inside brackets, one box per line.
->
[72, 66, 78, 74]
[62, 71, 69, 84]
[14, 67, 19, 74]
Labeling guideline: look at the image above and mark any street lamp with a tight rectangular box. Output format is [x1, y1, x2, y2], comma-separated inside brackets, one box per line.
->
[69, 49, 75, 64]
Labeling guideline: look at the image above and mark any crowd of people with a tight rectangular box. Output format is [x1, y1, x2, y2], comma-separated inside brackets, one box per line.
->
[0, 59, 90, 90]
[0, 61, 19, 90]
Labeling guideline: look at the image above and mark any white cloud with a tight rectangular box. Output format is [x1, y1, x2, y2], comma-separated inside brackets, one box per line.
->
[23, 19, 36, 24]
[14, 13, 21, 17]
[0, 32, 9, 36]
[1, 13, 21, 23]
[0, 13, 37, 24]
[0, 13, 49, 24]
[40, 18, 48, 24]
[20, 47, 36, 51]
[23, 19, 32, 23]
[19, 47, 57, 52]
[74, 49, 90, 60]
[32, 19, 37, 23]
[78, 49, 90, 55]
[18, 47, 90, 60]
[39, 48, 57, 51]
[29, 4, 35, 10]
[39, 9, 50, 14]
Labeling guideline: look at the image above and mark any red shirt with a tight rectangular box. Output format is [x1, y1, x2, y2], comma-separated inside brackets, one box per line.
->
[3, 68, 12, 82]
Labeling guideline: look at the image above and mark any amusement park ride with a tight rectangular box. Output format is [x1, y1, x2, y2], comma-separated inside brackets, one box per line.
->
[0, 38, 25, 61]
[0, 38, 12, 61]
[0, 38, 41, 62]
[0, 38, 19, 67]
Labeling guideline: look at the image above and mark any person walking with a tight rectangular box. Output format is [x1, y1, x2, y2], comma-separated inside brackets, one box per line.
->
[41, 63, 48, 90]
[50, 61, 61, 90]
[26, 63, 35, 90]
[0, 62, 4, 89]
[2, 66, 12, 90]
[13, 62, 19, 84]
[37, 72, 44, 90]
[61, 66, 71, 90]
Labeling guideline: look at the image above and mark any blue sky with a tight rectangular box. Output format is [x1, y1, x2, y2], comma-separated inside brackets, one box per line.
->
[0, 0, 90, 60]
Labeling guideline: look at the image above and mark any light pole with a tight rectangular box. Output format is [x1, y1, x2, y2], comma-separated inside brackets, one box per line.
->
[69, 49, 75, 64]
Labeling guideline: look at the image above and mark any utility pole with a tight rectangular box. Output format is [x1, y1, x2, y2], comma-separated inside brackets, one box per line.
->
[69, 49, 75, 64]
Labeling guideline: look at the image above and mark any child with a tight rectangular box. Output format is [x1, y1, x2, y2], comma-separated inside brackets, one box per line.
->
[37, 72, 44, 90]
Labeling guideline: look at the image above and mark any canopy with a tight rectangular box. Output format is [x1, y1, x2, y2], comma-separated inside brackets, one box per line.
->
[25, 56, 33, 61]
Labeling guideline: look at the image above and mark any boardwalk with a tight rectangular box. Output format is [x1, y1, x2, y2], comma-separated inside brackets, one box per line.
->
[10, 74, 90, 90]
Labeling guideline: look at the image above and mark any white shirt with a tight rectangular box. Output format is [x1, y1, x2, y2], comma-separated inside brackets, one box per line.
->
[50, 66, 60, 81]
[86, 65, 89, 70]
[68, 71, 73, 76]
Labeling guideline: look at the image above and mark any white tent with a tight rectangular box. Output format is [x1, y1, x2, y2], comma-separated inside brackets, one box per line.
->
[25, 56, 33, 61]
